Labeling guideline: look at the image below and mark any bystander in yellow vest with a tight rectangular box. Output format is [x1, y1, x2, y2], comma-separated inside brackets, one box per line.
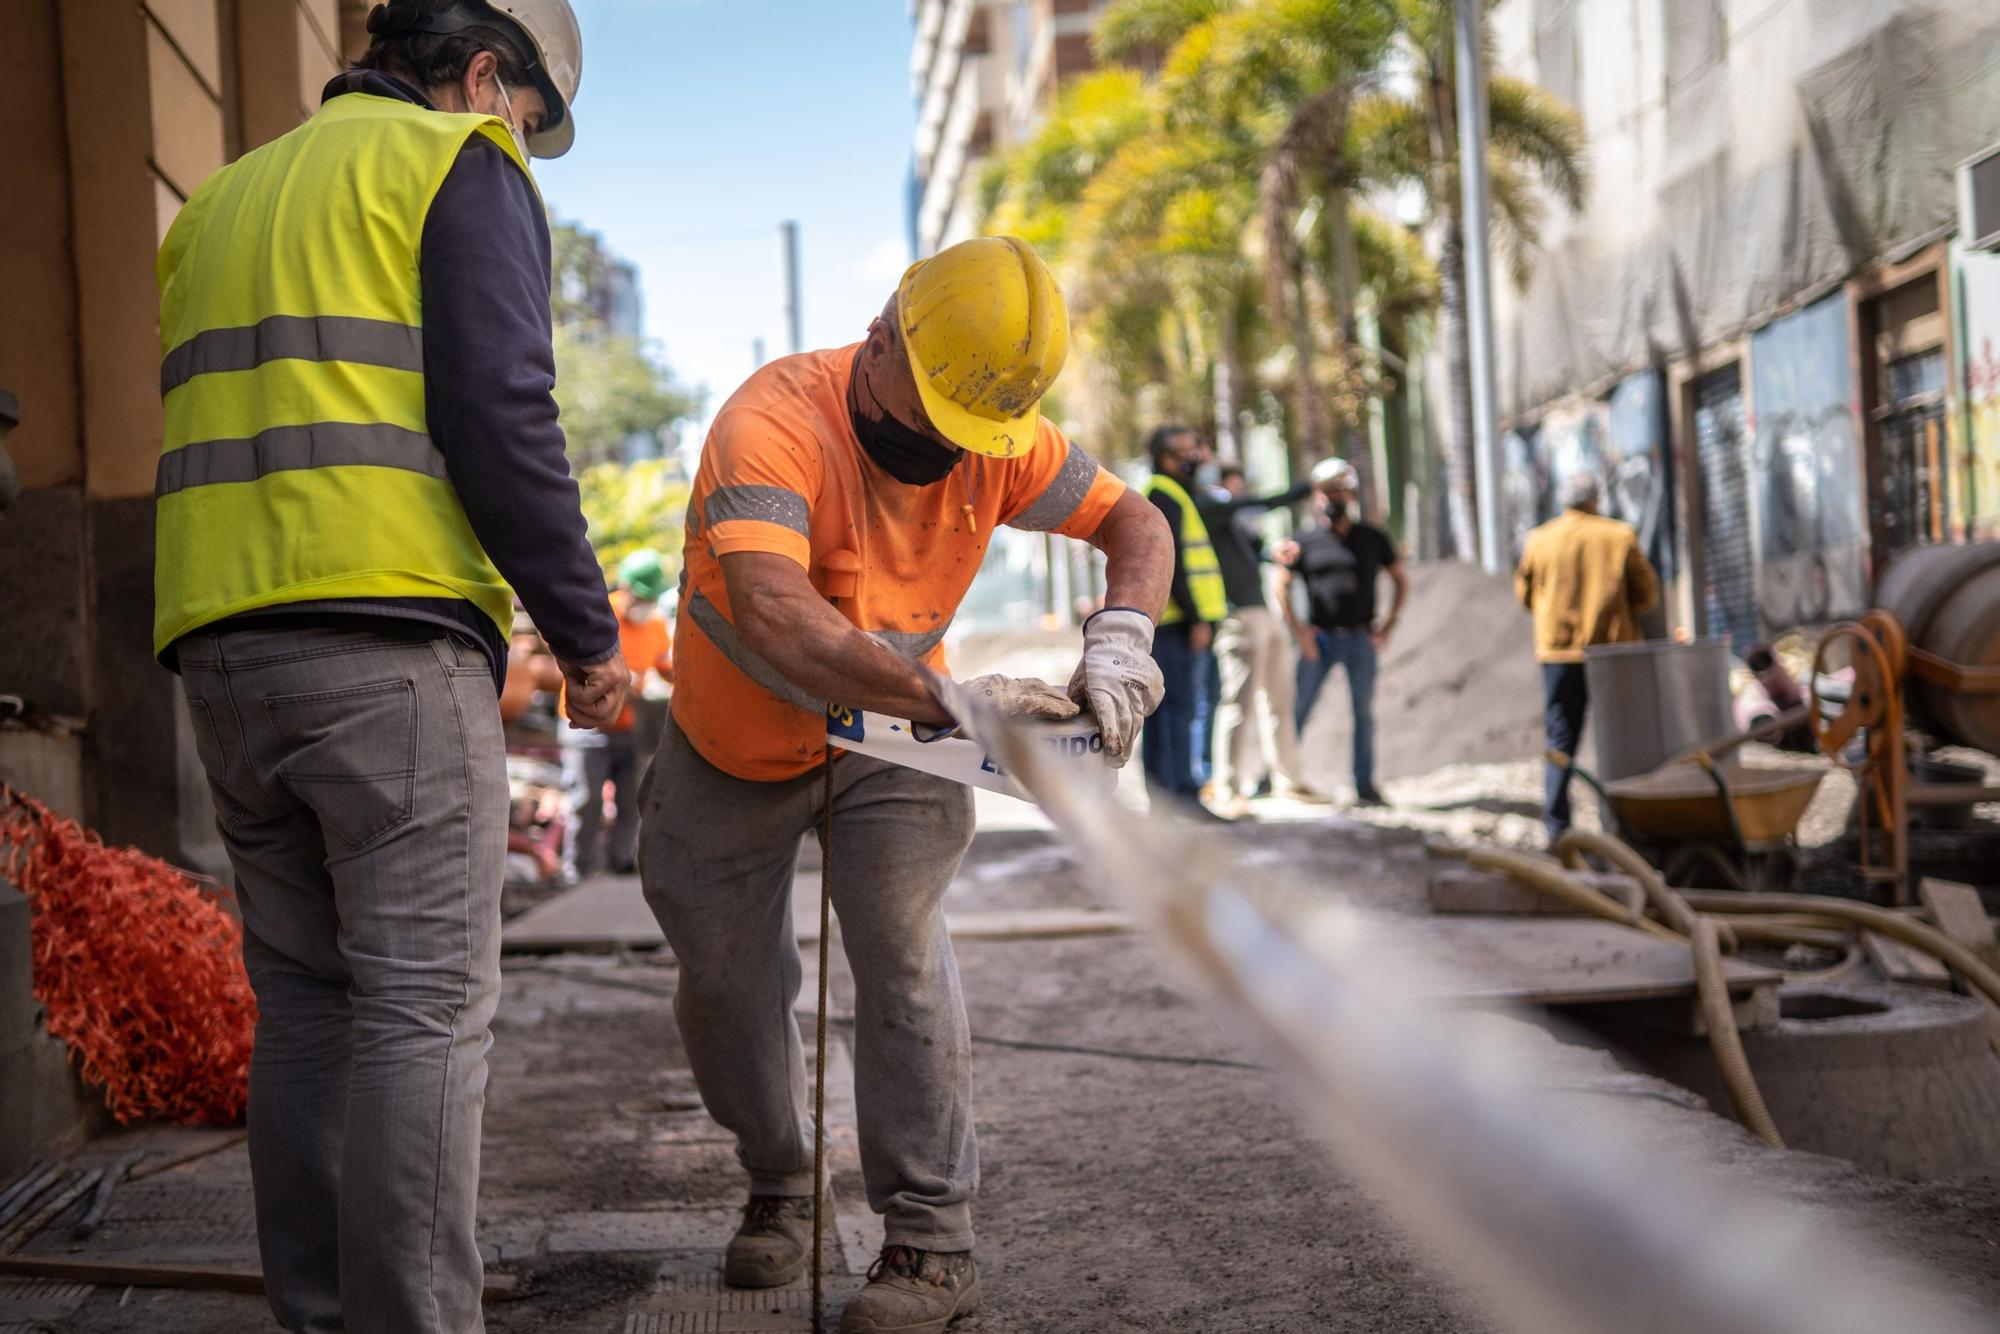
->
[153, 92, 532, 654]
[1145, 473, 1228, 624]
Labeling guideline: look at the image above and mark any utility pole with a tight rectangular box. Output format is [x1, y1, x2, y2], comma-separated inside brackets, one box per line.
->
[780, 220, 802, 356]
[1455, 0, 1504, 574]
[752, 336, 766, 368]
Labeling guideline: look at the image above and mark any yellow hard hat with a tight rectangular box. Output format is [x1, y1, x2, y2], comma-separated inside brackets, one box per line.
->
[895, 236, 1069, 459]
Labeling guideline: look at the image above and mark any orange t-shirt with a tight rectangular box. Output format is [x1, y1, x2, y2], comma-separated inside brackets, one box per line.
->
[673, 344, 1126, 781]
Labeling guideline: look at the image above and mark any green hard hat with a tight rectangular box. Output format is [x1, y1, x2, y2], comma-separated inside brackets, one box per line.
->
[617, 548, 669, 601]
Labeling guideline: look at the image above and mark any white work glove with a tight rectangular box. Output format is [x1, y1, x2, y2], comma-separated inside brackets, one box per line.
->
[1066, 608, 1164, 768]
[959, 674, 1081, 723]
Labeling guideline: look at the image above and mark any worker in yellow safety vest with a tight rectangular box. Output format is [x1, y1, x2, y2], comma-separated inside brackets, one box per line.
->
[1141, 424, 1230, 809]
[152, 3, 623, 1329]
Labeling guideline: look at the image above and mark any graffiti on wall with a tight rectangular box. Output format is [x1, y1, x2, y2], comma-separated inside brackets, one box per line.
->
[1501, 369, 1674, 580]
[1959, 244, 2000, 538]
[1747, 293, 1867, 633]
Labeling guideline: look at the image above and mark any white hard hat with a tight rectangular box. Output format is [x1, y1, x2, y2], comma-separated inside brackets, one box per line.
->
[482, 0, 582, 159]
[369, 1, 582, 158]
[1310, 457, 1359, 490]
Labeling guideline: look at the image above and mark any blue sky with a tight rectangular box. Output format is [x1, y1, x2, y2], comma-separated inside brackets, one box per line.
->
[535, 0, 918, 436]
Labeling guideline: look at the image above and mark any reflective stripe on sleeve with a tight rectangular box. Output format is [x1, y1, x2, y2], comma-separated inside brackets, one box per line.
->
[1009, 442, 1097, 531]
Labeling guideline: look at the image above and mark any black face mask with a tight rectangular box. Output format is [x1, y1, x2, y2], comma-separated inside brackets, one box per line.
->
[849, 359, 963, 486]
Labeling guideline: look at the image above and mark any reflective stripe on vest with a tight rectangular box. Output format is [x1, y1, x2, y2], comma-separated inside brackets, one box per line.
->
[1146, 473, 1229, 625]
[152, 93, 533, 654]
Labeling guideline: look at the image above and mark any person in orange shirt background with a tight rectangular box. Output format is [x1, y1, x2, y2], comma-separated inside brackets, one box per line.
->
[563, 548, 674, 876]
[635, 237, 1173, 1331]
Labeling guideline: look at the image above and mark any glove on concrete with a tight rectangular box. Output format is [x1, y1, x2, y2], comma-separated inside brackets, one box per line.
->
[1066, 608, 1162, 768]
[959, 674, 1082, 722]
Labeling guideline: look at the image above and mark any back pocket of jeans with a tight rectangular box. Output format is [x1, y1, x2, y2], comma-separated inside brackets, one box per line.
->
[264, 678, 417, 854]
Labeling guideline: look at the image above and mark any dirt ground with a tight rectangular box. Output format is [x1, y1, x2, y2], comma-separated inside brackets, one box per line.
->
[27, 613, 2000, 1331]
[42, 806, 2000, 1333]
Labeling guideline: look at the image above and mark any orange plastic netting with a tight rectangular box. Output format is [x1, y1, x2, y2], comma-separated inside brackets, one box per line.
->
[1, 791, 255, 1125]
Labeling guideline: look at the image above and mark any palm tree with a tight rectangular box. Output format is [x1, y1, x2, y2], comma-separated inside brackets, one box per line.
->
[1141, 0, 1398, 491]
[1351, 0, 1587, 556]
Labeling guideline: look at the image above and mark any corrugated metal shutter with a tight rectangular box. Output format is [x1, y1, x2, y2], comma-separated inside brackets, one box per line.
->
[1695, 366, 1758, 649]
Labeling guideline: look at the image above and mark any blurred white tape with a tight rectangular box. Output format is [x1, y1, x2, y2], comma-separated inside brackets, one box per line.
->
[825, 704, 1110, 802]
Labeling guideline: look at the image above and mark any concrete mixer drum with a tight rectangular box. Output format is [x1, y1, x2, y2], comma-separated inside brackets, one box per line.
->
[1873, 543, 2000, 756]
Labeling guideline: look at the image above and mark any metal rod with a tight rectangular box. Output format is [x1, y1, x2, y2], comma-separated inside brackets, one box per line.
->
[1455, 0, 1503, 574]
[781, 220, 803, 356]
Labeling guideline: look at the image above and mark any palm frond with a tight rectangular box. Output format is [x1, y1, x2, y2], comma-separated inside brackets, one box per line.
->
[1095, 0, 1237, 63]
[1486, 74, 1589, 210]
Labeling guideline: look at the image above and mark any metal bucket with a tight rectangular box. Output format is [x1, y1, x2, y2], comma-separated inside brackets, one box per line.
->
[1873, 542, 2000, 755]
[1583, 638, 1733, 782]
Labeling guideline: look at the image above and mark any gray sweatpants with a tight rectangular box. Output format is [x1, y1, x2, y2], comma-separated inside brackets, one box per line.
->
[637, 714, 978, 1252]
[177, 626, 506, 1334]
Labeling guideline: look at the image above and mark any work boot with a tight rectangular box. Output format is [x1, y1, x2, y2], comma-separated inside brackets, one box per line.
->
[1352, 784, 1388, 807]
[838, 1246, 980, 1333]
[723, 1188, 829, 1289]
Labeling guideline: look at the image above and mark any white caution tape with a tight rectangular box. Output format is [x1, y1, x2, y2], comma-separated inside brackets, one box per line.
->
[824, 705, 1112, 802]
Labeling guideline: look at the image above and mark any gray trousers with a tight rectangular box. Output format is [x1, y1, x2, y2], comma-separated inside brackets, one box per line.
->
[637, 714, 978, 1252]
[177, 626, 506, 1334]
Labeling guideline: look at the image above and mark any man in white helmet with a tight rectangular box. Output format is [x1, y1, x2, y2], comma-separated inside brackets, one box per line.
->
[1276, 459, 1407, 806]
[155, 3, 606, 1330]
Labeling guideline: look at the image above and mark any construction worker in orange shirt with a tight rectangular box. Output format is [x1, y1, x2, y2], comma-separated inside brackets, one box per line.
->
[636, 236, 1173, 1333]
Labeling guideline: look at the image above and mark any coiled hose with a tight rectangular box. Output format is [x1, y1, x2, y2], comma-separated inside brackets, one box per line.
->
[1691, 917, 1784, 1147]
[1465, 847, 1685, 945]
[1554, 829, 1735, 954]
[1682, 892, 2000, 1050]
[1469, 837, 1779, 1146]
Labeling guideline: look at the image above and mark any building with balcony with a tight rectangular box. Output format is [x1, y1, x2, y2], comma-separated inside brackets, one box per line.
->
[908, 0, 1109, 257]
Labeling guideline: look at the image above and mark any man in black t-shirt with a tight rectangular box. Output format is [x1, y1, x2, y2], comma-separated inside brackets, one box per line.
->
[1276, 459, 1407, 805]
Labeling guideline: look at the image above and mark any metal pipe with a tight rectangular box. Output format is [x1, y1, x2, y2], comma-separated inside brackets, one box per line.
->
[1454, 0, 1503, 574]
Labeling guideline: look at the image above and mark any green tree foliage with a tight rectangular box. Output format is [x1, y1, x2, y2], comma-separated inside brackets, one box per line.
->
[551, 324, 698, 472]
[545, 216, 698, 576]
[547, 216, 699, 472]
[576, 458, 691, 590]
[980, 0, 1582, 532]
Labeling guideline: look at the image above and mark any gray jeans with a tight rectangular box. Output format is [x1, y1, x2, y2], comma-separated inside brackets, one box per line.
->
[177, 626, 506, 1334]
[638, 715, 978, 1251]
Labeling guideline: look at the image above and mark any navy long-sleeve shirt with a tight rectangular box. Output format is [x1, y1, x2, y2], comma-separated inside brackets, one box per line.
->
[183, 71, 618, 685]
[1197, 481, 1312, 610]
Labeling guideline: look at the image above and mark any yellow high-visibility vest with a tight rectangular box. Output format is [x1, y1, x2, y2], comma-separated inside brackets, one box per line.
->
[1146, 473, 1228, 624]
[154, 92, 532, 654]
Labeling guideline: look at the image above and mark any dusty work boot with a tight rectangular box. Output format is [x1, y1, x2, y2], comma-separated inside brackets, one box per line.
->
[723, 1188, 829, 1288]
[838, 1246, 980, 1333]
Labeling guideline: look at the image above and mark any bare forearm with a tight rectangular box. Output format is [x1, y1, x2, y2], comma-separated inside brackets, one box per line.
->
[1276, 570, 1305, 633]
[1385, 569, 1408, 627]
[1089, 490, 1173, 619]
[740, 590, 951, 724]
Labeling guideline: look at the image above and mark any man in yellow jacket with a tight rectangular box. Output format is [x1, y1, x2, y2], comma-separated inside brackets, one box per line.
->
[1515, 471, 1660, 841]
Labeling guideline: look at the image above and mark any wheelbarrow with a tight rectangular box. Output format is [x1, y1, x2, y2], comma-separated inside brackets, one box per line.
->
[1551, 707, 1825, 891]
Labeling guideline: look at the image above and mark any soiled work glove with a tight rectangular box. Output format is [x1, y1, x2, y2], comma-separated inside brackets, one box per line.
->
[959, 674, 1082, 722]
[1066, 607, 1163, 768]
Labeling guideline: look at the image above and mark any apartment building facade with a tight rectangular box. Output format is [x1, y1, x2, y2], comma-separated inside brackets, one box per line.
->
[1482, 0, 2000, 645]
[908, 0, 1109, 257]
